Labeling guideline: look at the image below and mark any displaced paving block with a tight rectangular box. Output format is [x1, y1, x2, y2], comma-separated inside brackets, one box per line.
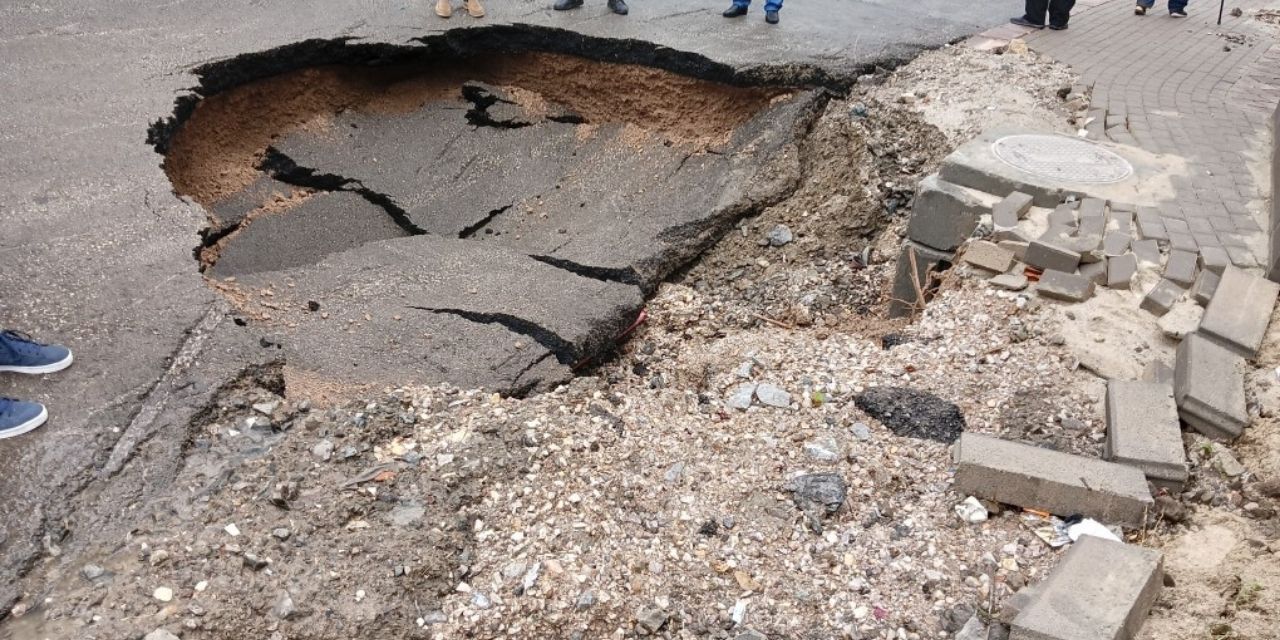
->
[1164, 249, 1198, 287]
[1026, 240, 1081, 272]
[1106, 253, 1137, 289]
[1108, 208, 1134, 234]
[1135, 211, 1168, 242]
[1132, 239, 1161, 266]
[1103, 230, 1130, 256]
[1198, 266, 1280, 358]
[1080, 260, 1107, 285]
[1198, 246, 1230, 275]
[1225, 244, 1257, 268]
[953, 433, 1154, 527]
[963, 240, 1015, 273]
[1078, 197, 1106, 221]
[1174, 333, 1248, 440]
[1037, 269, 1094, 302]
[993, 191, 1035, 229]
[1142, 360, 1174, 384]
[1168, 232, 1198, 252]
[1048, 205, 1079, 228]
[1139, 279, 1183, 317]
[1157, 302, 1202, 340]
[906, 174, 987, 252]
[1011, 535, 1163, 640]
[1191, 269, 1220, 306]
[990, 272, 1028, 291]
[1104, 381, 1187, 488]
[889, 240, 954, 318]
[999, 240, 1029, 261]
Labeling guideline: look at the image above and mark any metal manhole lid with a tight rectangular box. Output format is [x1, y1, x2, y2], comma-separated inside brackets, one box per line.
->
[991, 134, 1133, 184]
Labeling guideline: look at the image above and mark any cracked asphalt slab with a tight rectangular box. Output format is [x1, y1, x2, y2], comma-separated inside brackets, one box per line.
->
[0, 0, 1020, 622]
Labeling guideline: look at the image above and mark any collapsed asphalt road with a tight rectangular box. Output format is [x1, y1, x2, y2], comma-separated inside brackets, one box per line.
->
[0, 0, 1022, 628]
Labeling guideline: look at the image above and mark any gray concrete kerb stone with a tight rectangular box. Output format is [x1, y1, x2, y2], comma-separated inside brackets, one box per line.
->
[1104, 381, 1187, 489]
[1174, 332, 1249, 441]
[953, 433, 1153, 528]
[907, 174, 989, 252]
[1198, 266, 1280, 358]
[1011, 535, 1163, 640]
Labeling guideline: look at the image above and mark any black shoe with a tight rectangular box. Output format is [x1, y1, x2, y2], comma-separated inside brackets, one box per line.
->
[765, 9, 779, 23]
[1134, 4, 1147, 15]
[1048, 23, 1067, 30]
[553, 0, 583, 10]
[1010, 16, 1046, 28]
[607, 0, 628, 14]
[723, 4, 748, 17]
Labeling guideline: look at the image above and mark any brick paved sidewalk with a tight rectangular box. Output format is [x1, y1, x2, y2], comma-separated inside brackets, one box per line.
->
[974, 0, 1280, 269]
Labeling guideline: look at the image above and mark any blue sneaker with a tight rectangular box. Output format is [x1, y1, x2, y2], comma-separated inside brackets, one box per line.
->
[0, 398, 48, 439]
[0, 331, 73, 374]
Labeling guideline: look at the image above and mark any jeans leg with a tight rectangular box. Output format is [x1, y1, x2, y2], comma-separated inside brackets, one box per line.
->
[763, 0, 782, 11]
[733, 0, 750, 7]
[1023, 0, 1050, 24]
[1168, 0, 1187, 12]
[1138, 0, 1154, 7]
[1048, 0, 1076, 25]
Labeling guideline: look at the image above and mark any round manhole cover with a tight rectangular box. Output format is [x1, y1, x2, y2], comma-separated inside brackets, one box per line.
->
[991, 134, 1133, 184]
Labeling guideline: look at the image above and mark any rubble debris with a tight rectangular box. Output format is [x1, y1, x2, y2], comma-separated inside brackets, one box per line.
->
[954, 496, 989, 523]
[953, 433, 1153, 527]
[1036, 269, 1094, 302]
[1026, 239, 1081, 273]
[990, 272, 1029, 291]
[1174, 333, 1248, 440]
[1139, 279, 1183, 316]
[1191, 269, 1220, 305]
[963, 240, 1015, 273]
[854, 386, 966, 443]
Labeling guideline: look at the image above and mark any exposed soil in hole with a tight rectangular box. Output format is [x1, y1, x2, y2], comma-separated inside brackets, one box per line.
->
[165, 52, 783, 208]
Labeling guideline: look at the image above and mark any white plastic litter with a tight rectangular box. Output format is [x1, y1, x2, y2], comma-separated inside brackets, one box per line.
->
[1066, 518, 1122, 543]
[954, 496, 989, 523]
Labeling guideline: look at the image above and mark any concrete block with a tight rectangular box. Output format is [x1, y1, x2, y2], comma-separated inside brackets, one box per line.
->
[1174, 333, 1248, 441]
[1141, 360, 1174, 384]
[1048, 205, 1079, 228]
[1106, 253, 1137, 289]
[1037, 270, 1094, 302]
[1104, 381, 1187, 488]
[1164, 250, 1198, 287]
[1080, 260, 1107, 286]
[1198, 266, 1280, 358]
[1132, 239, 1161, 266]
[1026, 240, 1081, 272]
[1103, 231, 1130, 256]
[999, 240, 1030, 261]
[1010, 535, 1163, 640]
[906, 174, 986, 252]
[993, 191, 1035, 229]
[1198, 246, 1231, 275]
[953, 433, 1154, 527]
[1078, 197, 1106, 221]
[1135, 212, 1168, 242]
[1191, 269, 1220, 306]
[1226, 244, 1257, 268]
[1109, 208, 1134, 234]
[991, 272, 1029, 291]
[963, 240, 1015, 273]
[1139, 280, 1183, 316]
[1168, 232, 1198, 252]
[889, 240, 954, 318]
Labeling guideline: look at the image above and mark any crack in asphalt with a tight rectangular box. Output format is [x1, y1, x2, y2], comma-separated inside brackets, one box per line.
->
[407, 306, 578, 365]
[529, 254, 643, 286]
[458, 203, 514, 239]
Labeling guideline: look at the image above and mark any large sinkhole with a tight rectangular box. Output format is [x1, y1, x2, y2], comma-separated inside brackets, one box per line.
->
[154, 37, 826, 395]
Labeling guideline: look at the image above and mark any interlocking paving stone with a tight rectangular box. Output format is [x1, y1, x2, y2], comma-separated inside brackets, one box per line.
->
[1192, 270, 1220, 306]
[998, 240, 1030, 261]
[1198, 246, 1231, 275]
[1132, 239, 1161, 266]
[962, 240, 1015, 273]
[1080, 260, 1107, 286]
[1136, 214, 1168, 241]
[1107, 253, 1137, 289]
[1037, 269, 1095, 302]
[1164, 250, 1198, 287]
[1011, 536, 1163, 640]
[1026, 240, 1082, 273]
[1174, 332, 1248, 441]
[1225, 245, 1257, 268]
[953, 433, 1153, 527]
[1104, 381, 1187, 488]
[992, 191, 1035, 232]
[1140, 279, 1184, 317]
[1048, 204, 1079, 228]
[1198, 266, 1280, 358]
[1103, 230, 1130, 256]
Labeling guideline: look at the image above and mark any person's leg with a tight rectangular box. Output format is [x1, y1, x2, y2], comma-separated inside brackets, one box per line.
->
[724, 0, 751, 17]
[0, 331, 73, 374]
[0, 398, 47, 439]
[764, 0, 781, 22]
[1013, 0, 1051, 27]
[1168, 0, 1188, 15]
[1048, 0, 1076, 27]
[464, 0, 485, 17]
[436, 0, 452, 17]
